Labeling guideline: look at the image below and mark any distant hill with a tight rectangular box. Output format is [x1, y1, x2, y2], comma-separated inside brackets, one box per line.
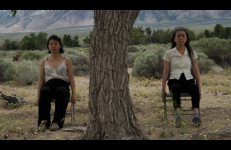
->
[1, 10, 231, 33]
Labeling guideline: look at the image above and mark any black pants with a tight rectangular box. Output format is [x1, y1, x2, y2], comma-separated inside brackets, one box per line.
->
[38, 79, 70, 128]
[167, 73, 200, 110]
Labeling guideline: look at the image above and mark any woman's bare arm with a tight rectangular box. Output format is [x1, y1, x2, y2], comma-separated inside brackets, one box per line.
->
[37, 58, 45, 104]
[161, 60, 170, 102]
[162, 60, 170, 91]
[66, 57, 76, 98]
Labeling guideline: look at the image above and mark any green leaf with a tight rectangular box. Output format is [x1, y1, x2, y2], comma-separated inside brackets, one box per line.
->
[11, 10, 17, 17]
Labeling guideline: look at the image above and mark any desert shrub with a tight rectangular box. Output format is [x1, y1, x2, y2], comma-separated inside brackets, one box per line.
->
[3, 65, 17, 81]
[128, 52, 141, 68]
[81, 43, 90, 48]
[196, 31, 205, 40]
[0, 58, 15, 81]
[196, 52, 215, 74]
[64, 48, 89, 72]
[196, 38, 231, 67]
[0, 51, 15, 59]
[13, 60, 40, 85]
[19, 50, 45, 61]
[0, 51, 7, 57]
[190, 40, 200, 50]
[14, 50, 27, 57]
[132, 46, 166, 78]
[128, 46, 139, 53]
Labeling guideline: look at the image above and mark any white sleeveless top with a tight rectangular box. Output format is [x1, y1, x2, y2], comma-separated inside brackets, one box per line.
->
[44, 56, 69, 83]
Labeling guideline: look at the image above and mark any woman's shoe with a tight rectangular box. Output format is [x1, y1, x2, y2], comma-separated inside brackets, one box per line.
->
[50, 123, 60, 131]
[38, 123, 47, 131]
[192, 117, 201, 127]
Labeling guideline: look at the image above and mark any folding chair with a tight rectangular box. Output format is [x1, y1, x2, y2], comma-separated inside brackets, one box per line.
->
[50, 97, 75, 126]
[51, 98, 87, 132]
[163, 93, 201, 120]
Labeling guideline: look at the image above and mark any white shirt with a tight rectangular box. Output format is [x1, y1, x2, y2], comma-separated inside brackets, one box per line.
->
[163, 47, 198, 80]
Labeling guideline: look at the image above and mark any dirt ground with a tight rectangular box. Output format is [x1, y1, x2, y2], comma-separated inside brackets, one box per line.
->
[0, 68, 231, 140]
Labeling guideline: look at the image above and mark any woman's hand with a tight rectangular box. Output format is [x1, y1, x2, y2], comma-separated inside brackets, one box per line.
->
[37, 98, 39, 106]
[162, 90, 167, 103]
[71, 94, 77, 105]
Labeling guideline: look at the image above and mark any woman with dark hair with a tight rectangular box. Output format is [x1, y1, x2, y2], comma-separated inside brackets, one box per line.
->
[162, 28, 201, 128]
[36, 35, 76, 131]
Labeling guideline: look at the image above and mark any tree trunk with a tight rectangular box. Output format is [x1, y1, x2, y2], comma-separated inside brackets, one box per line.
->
[80, 10, 146, 140]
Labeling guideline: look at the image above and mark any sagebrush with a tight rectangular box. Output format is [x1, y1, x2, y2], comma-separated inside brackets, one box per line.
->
[19, 50, 45, 61]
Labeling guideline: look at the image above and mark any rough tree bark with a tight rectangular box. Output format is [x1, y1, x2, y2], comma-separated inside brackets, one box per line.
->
[80, 10, 146, 140]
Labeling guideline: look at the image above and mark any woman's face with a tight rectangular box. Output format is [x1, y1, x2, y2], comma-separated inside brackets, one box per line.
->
[48, 39, 62, 53]
[174, 30, 188, 46]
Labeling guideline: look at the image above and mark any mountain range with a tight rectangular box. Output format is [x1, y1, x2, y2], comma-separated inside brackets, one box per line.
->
[1, 10, 231, 33]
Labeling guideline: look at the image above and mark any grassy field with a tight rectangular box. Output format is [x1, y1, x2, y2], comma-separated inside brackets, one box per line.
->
[1, 64, 231, 140]
[1, 27, 231, 139]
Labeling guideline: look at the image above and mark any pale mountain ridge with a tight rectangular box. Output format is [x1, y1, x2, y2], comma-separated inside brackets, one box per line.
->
[0, 10, 231, 33]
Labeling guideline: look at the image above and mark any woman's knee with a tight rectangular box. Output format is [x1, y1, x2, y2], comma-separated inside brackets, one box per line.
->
[40, 87, 50, 95]
[170, 84, 181, 93]
[55, 87, 67, 94]
[189, 84, 199, 91]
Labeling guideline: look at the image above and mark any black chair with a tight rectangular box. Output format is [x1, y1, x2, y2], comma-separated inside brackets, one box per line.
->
[163, 93, 201, 120]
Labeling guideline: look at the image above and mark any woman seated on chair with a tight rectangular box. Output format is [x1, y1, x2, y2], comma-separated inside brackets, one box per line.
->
[161, 28, 201, 128]
[36, 35, 77, 131]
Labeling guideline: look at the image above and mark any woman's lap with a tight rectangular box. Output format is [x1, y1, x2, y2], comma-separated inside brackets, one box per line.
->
[168, 81, 196, 93]
[41, 79, 70, 99]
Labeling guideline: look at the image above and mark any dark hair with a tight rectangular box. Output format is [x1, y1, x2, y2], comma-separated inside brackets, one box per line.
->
[171, 28, 193, 61]
[47, 35, 64, 53]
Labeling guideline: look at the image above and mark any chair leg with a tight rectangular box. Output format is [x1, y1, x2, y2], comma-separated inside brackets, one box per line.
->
[72, 103, 75, 124]
[71, 102, 73, 126]
[164, 98, 167, 120]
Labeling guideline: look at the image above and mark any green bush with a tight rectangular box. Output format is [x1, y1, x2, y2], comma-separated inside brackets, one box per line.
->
[0, 51, 7, 57]
[196, 37, 231, 67]
[132, 46, 166, 78]
[15, 50, 27, 57]
[128, 52, 141, 68]
[196, 52, 215, 74]
[195, 31, 205, 40]
[19, 50, 45, 61]
[13, 60, 40, 85]
[128, 46, 139, 53]
[0, 58, 15, 81]
[130, 27, 145, 45]
[0, 51, 15, 60]
[64, 48, 89, 71]
[3, 65, 17, 81]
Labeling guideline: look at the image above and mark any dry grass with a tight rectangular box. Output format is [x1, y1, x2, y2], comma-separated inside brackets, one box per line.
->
[0, 68, 231, 140]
